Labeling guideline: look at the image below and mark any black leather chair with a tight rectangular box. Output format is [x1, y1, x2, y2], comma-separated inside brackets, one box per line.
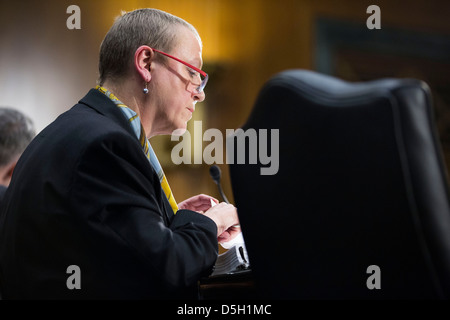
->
[228, 69, 450, 299]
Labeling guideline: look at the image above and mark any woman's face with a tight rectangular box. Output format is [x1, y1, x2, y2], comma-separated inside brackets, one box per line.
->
[148, 26, 205, 136]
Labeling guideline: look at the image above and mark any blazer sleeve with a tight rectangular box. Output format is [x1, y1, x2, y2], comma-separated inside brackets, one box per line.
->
[68, 130, 218, 291]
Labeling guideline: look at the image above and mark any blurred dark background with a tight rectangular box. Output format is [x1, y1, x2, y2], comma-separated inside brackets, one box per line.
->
[1, 0, 449, 205]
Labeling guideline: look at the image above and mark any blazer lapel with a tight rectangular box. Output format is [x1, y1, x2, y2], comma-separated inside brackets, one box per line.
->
[78, 89, 136, 138]
[77, 88, 175, 223]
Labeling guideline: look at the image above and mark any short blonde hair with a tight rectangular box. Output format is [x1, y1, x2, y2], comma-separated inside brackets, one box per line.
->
[98, 8, 200, 85]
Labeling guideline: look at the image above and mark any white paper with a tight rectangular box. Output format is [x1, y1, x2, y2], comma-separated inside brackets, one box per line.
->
[219, 232, 245, 249]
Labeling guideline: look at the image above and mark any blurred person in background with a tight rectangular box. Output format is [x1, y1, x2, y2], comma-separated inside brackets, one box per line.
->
[0, 107, 35, 202]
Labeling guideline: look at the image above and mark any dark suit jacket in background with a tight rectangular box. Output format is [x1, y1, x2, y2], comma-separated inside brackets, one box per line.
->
[0, 89, 218, 299]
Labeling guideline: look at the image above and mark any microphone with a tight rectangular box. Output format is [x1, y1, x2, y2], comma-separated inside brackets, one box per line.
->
[209, 165, 229, 204]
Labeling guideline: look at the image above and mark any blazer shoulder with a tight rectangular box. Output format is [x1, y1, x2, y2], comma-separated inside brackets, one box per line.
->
[50, 102, 135, 147]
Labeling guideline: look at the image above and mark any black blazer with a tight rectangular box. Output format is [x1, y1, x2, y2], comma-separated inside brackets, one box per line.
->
[0, 89, 218, 299]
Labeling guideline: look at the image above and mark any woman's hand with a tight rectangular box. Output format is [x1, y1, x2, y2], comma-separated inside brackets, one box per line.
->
[217, 224, 241, 243]
[178, 194, 219, 213]
[179, 194, 240, 242]
[203, 202, 240, 241]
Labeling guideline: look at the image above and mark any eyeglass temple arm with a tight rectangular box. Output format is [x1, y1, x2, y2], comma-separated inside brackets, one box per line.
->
[150, 47, 207, 78]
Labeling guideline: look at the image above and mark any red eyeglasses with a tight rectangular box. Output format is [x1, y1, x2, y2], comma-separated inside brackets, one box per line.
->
[151, 48, 208, 94]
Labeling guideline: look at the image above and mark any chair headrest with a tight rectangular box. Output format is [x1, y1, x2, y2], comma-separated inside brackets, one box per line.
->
[258, 69, 429, 107]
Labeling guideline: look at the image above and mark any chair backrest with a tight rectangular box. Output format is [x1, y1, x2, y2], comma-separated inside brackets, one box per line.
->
[228, 69, 450, 299]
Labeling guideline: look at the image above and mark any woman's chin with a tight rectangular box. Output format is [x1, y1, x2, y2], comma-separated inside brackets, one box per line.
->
[171, 127, 187, 136]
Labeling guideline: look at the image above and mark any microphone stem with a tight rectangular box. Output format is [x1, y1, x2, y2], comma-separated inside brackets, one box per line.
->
[216, 182, 229, 204]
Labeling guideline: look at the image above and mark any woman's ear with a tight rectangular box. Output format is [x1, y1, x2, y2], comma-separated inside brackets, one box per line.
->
[134, 45, 154, 83]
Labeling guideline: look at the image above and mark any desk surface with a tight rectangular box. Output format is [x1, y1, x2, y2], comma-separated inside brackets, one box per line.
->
[198, 270, 256, 299]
